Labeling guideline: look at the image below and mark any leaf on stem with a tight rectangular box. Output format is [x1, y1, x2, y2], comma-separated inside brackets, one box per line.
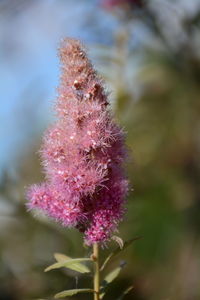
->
[54, 253, 69, 262]
[100, 263, 126, 299]
[54, 253, 91, 273]
[54, 288, 94, 298]
[117, 286, 134, 300]
[45, 258, 92, 273]
[104, 266, 122, 284]
[100, 236, 141, 271]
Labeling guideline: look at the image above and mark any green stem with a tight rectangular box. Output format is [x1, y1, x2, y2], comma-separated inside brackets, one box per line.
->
[93, 243, 100, 300]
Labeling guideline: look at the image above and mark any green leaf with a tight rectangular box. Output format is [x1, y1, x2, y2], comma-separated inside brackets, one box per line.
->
[54, 253, 91, 273]
[100, 236, 141, 271]
[104, 266, 121, 284]
[54, 288, 93, 298]
[100, 264, 125, 299]
[117, 286, 133, 300]
[54, 253, 69, 262]
[45, 258, 92, 272]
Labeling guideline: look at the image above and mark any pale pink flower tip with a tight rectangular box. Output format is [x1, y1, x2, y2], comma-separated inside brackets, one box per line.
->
[26, 38, 129, 244]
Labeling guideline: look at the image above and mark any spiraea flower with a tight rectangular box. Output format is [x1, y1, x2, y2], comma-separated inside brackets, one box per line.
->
[26, 38, 128, 245]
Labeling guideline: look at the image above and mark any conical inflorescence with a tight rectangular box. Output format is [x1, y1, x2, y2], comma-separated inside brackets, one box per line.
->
[27, 38, 128, 245]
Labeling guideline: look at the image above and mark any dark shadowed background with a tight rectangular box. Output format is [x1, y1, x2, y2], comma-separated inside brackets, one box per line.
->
[1, 0, 200, 299]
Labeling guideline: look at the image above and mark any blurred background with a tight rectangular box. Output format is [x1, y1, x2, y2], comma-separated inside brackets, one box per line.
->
[1, 0, 200, 299]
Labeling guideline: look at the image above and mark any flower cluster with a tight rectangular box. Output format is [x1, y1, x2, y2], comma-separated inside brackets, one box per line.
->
[26, 38, 128, 245]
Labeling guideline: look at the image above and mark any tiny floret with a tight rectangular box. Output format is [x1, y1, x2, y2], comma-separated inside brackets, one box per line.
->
[26, 38, 128, 245]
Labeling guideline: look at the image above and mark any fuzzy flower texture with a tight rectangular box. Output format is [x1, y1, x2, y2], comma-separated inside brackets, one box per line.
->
[27, 38, 128, 245]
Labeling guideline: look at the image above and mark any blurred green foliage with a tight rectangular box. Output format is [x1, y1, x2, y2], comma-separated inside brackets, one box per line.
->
[1, 1, 200, 299]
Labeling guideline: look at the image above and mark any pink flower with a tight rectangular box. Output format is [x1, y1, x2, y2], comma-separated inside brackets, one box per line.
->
[26, 38, 129, 244]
